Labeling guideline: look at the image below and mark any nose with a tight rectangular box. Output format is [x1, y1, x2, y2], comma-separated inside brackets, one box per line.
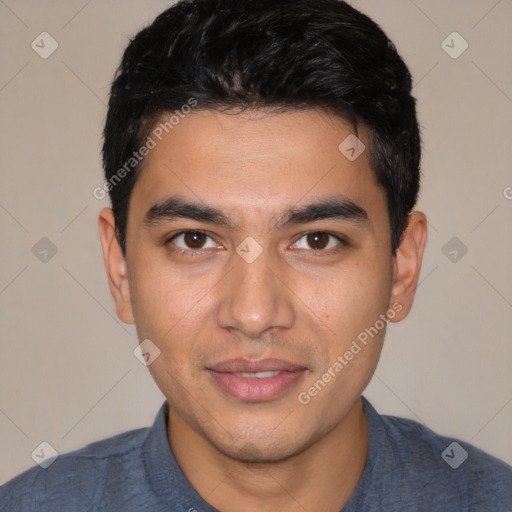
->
[215, 250, 295, 338]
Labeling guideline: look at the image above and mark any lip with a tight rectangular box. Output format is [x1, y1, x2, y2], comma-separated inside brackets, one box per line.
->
[207, 358, 307, 402]
[208, 358, 306, 373]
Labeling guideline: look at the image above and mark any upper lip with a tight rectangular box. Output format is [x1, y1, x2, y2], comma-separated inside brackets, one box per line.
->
[207, 358, 306, 373]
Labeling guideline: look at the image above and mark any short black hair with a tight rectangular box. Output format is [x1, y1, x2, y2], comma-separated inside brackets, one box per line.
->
[102, 0, 421, 256]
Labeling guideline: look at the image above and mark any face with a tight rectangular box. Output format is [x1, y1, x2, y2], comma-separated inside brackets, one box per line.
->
[99, 108, 426, 462]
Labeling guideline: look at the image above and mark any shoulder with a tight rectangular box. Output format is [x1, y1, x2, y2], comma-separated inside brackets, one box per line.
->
[377, 411, 512, 509]
[0, 427, 150, 512]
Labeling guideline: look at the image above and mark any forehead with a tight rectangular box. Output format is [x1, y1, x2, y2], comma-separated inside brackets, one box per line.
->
[129, 109, 386, 227]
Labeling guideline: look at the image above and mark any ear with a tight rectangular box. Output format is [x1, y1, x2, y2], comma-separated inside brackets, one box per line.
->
[388, 211, 428, 322]
[98, 207, 135, 324]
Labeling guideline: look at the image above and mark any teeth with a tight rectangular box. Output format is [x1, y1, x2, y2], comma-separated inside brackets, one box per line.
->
[235, 371, 281, 379]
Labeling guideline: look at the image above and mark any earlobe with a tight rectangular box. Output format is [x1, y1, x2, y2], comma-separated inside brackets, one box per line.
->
[98, 207, 135, 324]
[388, 211, 428, 323]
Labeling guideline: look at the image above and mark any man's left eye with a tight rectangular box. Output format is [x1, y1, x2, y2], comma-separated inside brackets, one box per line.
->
[291, 232, 346, 251]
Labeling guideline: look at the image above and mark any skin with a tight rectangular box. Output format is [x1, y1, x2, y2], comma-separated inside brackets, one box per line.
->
[99, 108, 427, 511]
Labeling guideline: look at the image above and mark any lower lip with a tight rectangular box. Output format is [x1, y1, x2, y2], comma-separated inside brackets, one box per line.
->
[208, 370, 306, 402]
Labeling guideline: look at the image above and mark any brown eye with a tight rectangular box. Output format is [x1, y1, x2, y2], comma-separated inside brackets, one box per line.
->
[170, 231, 217, 251]
[183, 231, 207, 249]
[306, 232, 330, 250]
[291, 231, 346, 252]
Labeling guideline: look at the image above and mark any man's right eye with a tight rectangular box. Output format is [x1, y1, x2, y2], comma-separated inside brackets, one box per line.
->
[166, 231, 219, 253]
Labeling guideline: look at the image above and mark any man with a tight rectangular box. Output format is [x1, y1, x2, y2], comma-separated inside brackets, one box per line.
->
[1, 0, 511, 510]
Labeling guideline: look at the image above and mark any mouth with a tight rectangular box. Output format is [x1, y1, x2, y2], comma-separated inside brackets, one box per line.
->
[206, 358, 307, 402]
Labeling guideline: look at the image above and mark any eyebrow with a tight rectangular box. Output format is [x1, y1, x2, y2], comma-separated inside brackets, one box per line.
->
[143, 196, 234, 227]
[143, 195, 369, 229]
[278, 197, 368, 227]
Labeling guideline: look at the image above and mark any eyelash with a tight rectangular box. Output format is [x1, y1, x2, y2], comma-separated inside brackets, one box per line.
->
[164, 230, 348, 257]
[164, 231, 219, 258]
[292, 231, 348, 254]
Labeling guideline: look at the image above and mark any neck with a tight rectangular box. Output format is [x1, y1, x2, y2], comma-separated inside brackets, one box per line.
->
[168, 399, 369, 512]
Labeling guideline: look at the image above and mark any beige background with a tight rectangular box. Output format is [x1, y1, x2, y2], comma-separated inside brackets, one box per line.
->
[1, 0, 511, 484]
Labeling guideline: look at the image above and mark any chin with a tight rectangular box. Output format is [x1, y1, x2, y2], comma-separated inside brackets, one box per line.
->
[218, 439, 303, 464]
[204, 422, 319, 465]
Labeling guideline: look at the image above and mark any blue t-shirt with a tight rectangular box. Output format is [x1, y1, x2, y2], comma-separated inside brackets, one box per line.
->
[1, 396, 511, 511]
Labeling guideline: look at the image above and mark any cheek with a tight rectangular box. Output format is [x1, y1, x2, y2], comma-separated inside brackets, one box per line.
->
[129, 264, 213, 390]
[128, 256, 199, 339]
[299, 263, 391, 413]
[128, 255, 220, 363]
[315, 263, 389, 319]
[302, 255, 392, 358]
